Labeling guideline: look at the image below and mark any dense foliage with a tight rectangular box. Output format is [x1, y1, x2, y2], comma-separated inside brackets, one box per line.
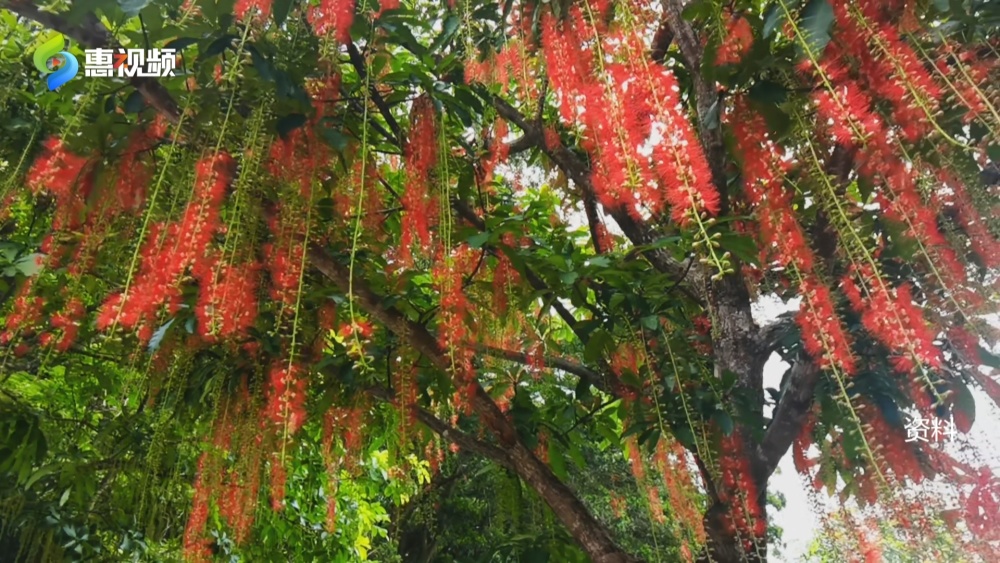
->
[1, 0, 1000, 561]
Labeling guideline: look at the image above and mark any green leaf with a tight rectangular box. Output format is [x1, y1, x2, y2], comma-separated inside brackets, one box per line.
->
[749, 80, 788, 104]
[987, 144, 1000, 163]
[24, 463, 60, 490]
[429, 14, 460, 52]
[59, 487, 71, 507]
[797, 0, 834, 58]
[977, 345, 1000, 370]
[123, 90, 145, 114]
[701, 99, 721, 130]
[276, 113, 307, 139]
[574, 376, 592, 401]
[467, 231, 490, 249]
[118, 0, 152, 16]
[272, 0, 294, 26]
[248, 45, 277, 82]
[762, 3, 787, 38]
[201, 35, 238, 60]
[712, 410, 734, 436]
[567, 439, 586, 468]
[320, 127, 350, 152]
[718, 232, 759, 265]
[682, 1, 714, 20]
[547, 439, 568, 480]
[641, 315, 659, 331]
[14, 254, 44, 277]
[148, 318, 174, 354]
[674, 425, 696, 449]
[586, 256, 611, 268]
[952, 381, 976, 431]
[163, 37, 199, 51]
[584, 329, 613, 362]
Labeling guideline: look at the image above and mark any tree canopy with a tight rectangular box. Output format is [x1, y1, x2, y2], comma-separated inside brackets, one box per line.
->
[1, 0, 999, 561]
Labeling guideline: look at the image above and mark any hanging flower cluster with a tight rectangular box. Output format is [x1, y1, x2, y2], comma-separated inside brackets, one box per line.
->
[830, 1, 941, 142]
[841, 265, 942, 377]
[717, 434, 766, 545]
[399, 95, 439, 266]
[233, 0, 272, 21]
[193, 257, 261, 343]
[39, 297, 85, 353]
[716, 13, 754, 67]
[732, 106, 856, 374]
[858, 399, 925, 487]
[262, 206, 307, 307]
[264, 361, 308, 435]
[934, 40, 997, 124]
[113, 123, 165, 213]
[96, 152, 235, 342]
[182, 451, 215, 563]
[964, 468, 1000, 540]
[433, 245, 478, 411]
[539, 10, 719, 225]
[307, 0, 355, 47]
[654, 440, 706, 545]
[935, 169, 1000, 269]
[25, 137, 93, 233]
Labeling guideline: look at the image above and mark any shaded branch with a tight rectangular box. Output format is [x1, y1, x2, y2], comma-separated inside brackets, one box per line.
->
[756, 145, 857, 477]
[659, 0, 727, 202]
[473, 343, 605, 389]
[367, 386, 514, 471]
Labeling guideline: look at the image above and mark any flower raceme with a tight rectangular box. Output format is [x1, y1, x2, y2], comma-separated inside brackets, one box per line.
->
[716, 14, 754, 67]
[399, 95, 439, 266]
[731, 107, 856, 375]
[307, 0, 356, 45]
[96, 152, 236, 341]
[538, 12, 718, 226]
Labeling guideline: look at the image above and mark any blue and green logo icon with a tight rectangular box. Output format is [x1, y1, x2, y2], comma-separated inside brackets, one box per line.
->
[32, 34, 78, 91]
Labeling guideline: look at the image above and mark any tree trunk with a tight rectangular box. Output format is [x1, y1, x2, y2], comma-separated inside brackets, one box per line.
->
[699, 500, 767, 563]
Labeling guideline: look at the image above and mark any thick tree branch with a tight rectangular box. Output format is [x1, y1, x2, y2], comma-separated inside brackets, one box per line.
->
[650, 16, 675, 64]
[367, 386, 514, 471]
[3, 1, 181, 123]
[756, 357, 820, 478]
[307, 244, 642, 563]
[473, 343, 605, 389]
[581, 187, 607, 254]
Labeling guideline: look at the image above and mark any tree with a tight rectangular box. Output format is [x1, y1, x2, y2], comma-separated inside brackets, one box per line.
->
[1, 0, 999, 561]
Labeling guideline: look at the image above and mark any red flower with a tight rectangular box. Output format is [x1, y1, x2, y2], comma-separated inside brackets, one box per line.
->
[234, 0, 272, 21]
[717, 15, 754, 66]
[307, 0, 355, 45]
